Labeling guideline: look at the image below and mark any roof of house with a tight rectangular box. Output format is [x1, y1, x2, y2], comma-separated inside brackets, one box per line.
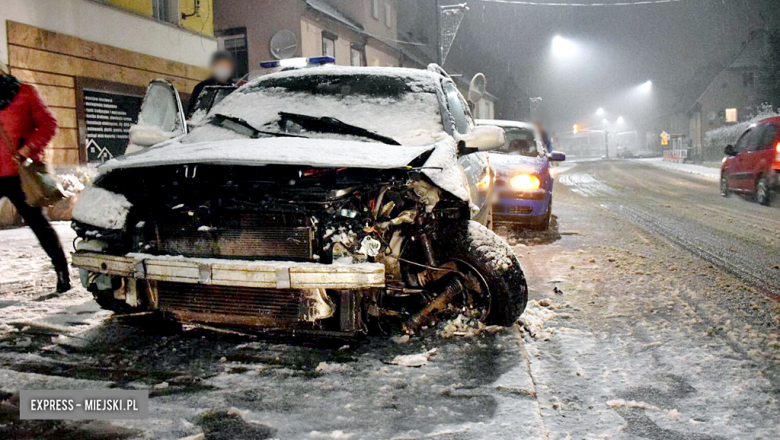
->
[687, 29, 767, 113]
[305, 0, 363, 31]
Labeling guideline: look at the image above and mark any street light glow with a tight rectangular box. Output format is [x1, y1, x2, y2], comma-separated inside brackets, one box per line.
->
[617, 116, 625, 124]
[639, 80, 652, 92]
[602, 118, 608, 125]
[552, 35, 577, 58]
[596, 108, 605, 116]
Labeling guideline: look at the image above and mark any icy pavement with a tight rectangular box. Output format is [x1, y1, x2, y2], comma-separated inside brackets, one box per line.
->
[520, 159, 780, 439]
[0, 224, 545, 439]
[638, 158, 720, 182]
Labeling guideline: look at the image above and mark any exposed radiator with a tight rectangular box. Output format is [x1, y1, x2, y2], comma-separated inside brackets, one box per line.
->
[157, 282, 307, 326]
[158, 212, 313, 260]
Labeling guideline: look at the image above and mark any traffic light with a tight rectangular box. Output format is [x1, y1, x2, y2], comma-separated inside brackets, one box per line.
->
[573, 124, 579, 134]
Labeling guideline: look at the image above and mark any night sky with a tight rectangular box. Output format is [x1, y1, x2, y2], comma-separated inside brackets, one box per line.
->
[438, 0, 780, 132]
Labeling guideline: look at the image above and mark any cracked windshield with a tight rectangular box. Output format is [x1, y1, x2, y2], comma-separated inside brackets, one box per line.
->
[1, 0, 780, 439]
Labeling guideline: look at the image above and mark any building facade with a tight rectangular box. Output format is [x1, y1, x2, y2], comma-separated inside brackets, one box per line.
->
[213, 0, 496, 119]
[0, 0, 217, 169]
[213, 0, 402, 79]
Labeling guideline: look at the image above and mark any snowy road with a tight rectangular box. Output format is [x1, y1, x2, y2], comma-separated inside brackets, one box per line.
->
[526, 159, 780, 439]
[1, 160, 779, 439]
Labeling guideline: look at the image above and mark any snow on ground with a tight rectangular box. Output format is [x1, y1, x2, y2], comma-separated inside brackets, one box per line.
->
[639, 157, 720, 181]
[0, 223, 95, 336]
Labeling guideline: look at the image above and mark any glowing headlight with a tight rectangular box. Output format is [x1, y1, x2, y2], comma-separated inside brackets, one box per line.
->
[510, 174, 541, 191]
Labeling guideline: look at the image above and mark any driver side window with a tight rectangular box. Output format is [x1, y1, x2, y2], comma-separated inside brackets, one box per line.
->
[734, 130, 750, 154]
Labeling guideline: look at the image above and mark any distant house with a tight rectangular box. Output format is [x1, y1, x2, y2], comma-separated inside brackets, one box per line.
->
[688, 30, 769, 160]
[652, 31, 769, 161]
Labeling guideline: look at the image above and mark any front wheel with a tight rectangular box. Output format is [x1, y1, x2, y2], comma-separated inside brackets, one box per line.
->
[756, 177, 770, 206]
[435, 221, 528, 325]
[534, 198, 552, 231]
[720, 174, 730, 197]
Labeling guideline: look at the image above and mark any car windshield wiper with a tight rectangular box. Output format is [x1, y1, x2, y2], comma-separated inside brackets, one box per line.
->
[209, 114, 305, 139]
[278, 112, 401, 145]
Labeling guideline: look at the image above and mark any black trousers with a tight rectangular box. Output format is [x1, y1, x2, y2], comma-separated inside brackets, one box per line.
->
[0, 175, 69, 274]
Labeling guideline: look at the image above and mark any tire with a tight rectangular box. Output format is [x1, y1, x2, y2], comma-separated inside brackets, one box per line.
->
[535, 198, 552, 231]
[756, 177, 770, 206]
[720, 174, 730, 197]
[435, 220, 528, 325]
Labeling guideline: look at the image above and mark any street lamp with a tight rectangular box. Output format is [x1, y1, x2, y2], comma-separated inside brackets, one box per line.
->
[639, 80, 652, 93]
[596, 108, 605, 116]
[617, 116, 625, 124]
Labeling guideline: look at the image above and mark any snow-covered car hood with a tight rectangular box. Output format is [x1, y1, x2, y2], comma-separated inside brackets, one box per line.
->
[99, 137, 471, 203]
[488, 153, 547, 178]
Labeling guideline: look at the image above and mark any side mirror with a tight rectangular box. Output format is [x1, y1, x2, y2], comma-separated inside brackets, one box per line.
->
[549, 151, 566, 162]
[456, 125, 506, 152]
[468, 73, 486, 104]
[724, 145, 736, 156]
[128, 124, 180, 147]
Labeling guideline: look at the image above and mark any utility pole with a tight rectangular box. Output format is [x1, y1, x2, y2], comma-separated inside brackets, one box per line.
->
[435, 0, 442, 65]
[604, 131, 610, 159]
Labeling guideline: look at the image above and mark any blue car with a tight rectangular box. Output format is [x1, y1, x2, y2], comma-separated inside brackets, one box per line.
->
[477, 120, 566, 230]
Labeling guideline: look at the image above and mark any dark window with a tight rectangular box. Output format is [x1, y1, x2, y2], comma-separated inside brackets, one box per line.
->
[350, 44, 365, 66]
[152, 0, 177, 24]
[734, 129, 750, 153]
[384, 2, 392, 28]
[217, 28, 248, 80]
[746, 127, 763, 151]
[743, 72, 755, 88]
[322, 32, 337, 58]
[758, 124, 778, 150]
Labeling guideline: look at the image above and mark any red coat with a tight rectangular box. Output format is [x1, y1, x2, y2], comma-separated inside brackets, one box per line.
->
[0, 84, 57, 177]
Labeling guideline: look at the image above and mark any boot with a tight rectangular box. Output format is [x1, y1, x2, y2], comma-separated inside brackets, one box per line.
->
[56, 269, 71, 293]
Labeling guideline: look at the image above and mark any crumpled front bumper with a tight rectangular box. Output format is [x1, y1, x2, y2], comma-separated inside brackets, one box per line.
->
[72, 252, 385, 290]
[72, 252, 384, 331]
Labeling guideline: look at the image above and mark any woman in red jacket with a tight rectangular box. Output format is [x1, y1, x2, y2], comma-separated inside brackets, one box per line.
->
[0, 63, 70, 293]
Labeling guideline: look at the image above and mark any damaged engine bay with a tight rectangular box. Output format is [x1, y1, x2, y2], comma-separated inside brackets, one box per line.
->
[73, 163, 525, 336]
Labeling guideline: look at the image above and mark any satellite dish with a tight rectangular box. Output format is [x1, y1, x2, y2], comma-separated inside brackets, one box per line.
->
[270, 30, 298, 60]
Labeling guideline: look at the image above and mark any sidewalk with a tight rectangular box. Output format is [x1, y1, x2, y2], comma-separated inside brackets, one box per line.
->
[639, 157, 720, 182]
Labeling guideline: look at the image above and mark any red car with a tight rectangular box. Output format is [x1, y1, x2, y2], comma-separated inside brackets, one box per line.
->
[721, 117, 780, 205]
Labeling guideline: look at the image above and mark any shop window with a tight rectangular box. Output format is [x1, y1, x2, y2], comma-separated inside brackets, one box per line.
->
[152, 0, 178, 24]
[217, 28, 249, 80]
[743, 72, 755, 87]
[322, 32, 337, 58]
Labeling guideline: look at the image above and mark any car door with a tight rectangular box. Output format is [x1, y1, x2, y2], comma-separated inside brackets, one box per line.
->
[748, 123, 778, 190]
[728, 128, 752, 191]
[128, 79, 188, 149]
[740, 124, 776, 192]
[441, 80, 493, 222]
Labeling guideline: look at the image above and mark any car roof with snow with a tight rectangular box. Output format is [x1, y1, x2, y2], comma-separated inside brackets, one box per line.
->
[251, 65, 446, 86]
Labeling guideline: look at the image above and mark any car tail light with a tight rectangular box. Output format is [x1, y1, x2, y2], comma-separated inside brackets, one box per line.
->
[775, 143, 780, 169]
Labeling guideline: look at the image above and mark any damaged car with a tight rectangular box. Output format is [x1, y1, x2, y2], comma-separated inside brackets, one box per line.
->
[70, 65, 528, 337]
